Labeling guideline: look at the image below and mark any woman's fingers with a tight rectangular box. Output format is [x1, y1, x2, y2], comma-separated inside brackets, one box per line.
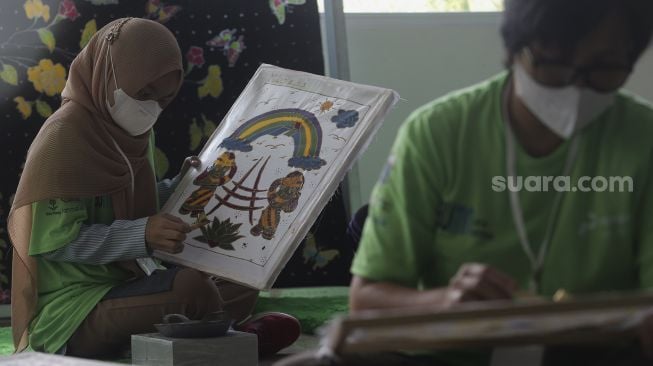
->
[146, 213, 190, 253]
[449, 263, 518, 302]
[180, 156, 201, 177]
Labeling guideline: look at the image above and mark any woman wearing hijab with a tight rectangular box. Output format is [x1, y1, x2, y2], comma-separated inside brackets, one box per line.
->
[9, 18, 300, 358]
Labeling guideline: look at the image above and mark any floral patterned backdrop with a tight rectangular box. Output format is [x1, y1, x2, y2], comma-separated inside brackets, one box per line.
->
[0, 0, 354, 300]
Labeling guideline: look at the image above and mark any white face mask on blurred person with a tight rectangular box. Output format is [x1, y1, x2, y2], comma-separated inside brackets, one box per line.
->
[512, 62, 615, 139]
[105, 46, 162, 136]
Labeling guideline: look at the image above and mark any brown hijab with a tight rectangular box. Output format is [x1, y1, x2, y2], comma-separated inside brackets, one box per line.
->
[8, 18, 183, 351]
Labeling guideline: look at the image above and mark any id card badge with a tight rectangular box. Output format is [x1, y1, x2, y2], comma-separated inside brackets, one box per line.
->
[136, 257, 165, 276]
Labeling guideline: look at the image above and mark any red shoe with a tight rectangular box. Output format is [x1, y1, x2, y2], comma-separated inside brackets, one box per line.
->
[234, 312, 301, 357]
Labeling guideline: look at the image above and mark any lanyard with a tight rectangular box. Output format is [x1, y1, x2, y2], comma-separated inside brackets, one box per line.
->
[110, 135, 135, 197]
[502, 85, 580, 293]
[110, 136, 162, 276]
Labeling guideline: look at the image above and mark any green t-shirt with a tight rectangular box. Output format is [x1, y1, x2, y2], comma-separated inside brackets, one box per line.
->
[28, 197, 132, 353]
[351, 73, 653, 365]
[27, 136, 159, 353]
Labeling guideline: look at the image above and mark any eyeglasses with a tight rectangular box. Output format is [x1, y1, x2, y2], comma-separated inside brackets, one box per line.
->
[523, 48, 633, 93]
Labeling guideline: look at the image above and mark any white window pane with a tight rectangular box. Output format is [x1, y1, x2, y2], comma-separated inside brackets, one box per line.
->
[317, 0, 503, 13]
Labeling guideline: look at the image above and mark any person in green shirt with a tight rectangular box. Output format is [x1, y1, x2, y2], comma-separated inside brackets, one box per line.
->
[346, 0, 653, 365]
[9, 18, 300, 358]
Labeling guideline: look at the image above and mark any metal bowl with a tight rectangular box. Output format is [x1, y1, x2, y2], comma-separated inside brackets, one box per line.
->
[154, 312, 233, 338]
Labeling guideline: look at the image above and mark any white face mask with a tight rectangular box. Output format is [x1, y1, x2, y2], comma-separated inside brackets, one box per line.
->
[105, 46, 162, 136]
[513, 62, 615, 139]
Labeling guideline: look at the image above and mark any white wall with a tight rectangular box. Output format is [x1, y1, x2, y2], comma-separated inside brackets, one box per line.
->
[337, 12, 653, 210]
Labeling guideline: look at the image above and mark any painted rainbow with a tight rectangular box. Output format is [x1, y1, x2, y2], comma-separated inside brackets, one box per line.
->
[220, 108, 327, 170]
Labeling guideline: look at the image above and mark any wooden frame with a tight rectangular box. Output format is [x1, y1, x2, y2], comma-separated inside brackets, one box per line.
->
[323, 291, 653, 355]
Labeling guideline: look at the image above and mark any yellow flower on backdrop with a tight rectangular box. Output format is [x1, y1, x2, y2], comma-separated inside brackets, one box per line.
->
[198, 65, 223, 98]
[27, 59, 67, 96]
[14, 97, 32, 120]
[24, 0, 50, 23]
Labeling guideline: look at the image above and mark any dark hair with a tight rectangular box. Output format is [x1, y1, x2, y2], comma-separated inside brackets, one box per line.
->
[501, 0, 653, 63]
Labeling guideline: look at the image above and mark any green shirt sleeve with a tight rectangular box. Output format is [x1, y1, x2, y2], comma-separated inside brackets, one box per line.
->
[29, 199, 88, 256]
[351, 111, 443, 288]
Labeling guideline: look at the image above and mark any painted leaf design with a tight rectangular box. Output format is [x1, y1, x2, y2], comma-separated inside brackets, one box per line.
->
[79, 19, 97, 49]
[37, 28, 55, 52]
[270, 0, 286, 25]
[154, 147, 170, 179]
[197, 65, 223, 98]
[189, 119, 202, 151]
[13, 97, 32, 119]
[195, 217, 243, 250]
[201, 114, 216, 137]
[35, 99, 52, 118]
[0, 64, 18, 86]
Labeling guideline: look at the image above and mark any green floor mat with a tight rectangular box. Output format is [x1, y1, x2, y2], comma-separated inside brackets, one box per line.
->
[254, 287, 349, 334]
[0, 326, 13, 356]
[0, 287, 349, 357]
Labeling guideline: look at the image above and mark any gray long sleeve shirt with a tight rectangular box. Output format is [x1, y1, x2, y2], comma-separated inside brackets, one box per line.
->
[41, 177, 179, 264]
